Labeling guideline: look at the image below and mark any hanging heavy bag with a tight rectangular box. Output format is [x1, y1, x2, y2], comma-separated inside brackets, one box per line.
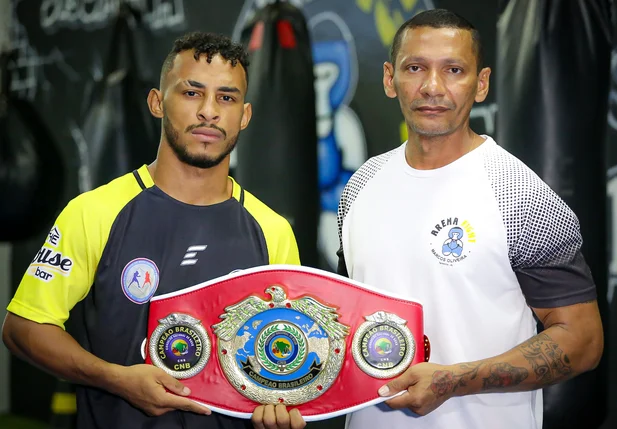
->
[497, 1, 612, 428]
[0, 51, 65, 242]
[235, 0, 319, 267]
[77, 4, 159, 191]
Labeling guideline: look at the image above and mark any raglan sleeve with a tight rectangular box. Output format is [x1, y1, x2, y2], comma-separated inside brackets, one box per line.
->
[7, 196, 99, 329]
[511, 182, 597, 308]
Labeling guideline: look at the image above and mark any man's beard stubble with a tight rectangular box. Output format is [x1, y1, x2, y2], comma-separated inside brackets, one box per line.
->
[163, 114, 238, 169]
[408, 97, 458, 137]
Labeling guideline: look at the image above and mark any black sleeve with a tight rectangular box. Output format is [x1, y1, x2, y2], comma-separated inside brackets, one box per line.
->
[512, 183, 596, 308]
[336, 244, 349, 278]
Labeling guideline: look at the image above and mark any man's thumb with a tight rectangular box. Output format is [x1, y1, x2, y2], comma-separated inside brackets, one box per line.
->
[160, 373, 191, 396]
[378, 377, 406, 397]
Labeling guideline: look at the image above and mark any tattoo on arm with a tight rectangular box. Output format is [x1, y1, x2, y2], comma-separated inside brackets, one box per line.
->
[429, 363, 481, 398]
[482, 363, 529, 390]
[518, 333, 572, 385]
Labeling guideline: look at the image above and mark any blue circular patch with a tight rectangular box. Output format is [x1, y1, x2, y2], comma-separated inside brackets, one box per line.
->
[121, 258, 159, 304]
[264, 333, 299, 366]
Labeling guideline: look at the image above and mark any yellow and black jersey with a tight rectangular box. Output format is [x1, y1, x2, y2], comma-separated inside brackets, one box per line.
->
[7, 165, 299, 429]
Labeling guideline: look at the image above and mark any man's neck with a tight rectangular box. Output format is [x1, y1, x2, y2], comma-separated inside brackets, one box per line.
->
[148, 146, 232, 206]
[405, 126, 484, 170]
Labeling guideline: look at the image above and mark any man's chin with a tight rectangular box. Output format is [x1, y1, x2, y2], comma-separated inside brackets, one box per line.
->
[182, 156, 227, 169]
[410, 124, 454, 138]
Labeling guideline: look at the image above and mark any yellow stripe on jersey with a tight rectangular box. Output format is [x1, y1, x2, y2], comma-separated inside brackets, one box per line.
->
[7, 166, 152, 329]
[231, 177, 300, 266]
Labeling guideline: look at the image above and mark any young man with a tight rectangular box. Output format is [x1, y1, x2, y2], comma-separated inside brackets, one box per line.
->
[336, 9, 603, 429]
[2, 32, 300, 429]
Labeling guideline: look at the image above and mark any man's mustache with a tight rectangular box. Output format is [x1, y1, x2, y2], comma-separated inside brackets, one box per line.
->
[410, 99, 456, 110]
[185, 123, 227, 139]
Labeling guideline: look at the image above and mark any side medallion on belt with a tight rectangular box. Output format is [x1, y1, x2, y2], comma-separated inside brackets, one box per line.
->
[352, 311, 416, 379]
[149, 313, 211, 379]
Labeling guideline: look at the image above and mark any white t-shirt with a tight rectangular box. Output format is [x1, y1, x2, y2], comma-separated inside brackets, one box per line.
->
[337, 136, 596, 429]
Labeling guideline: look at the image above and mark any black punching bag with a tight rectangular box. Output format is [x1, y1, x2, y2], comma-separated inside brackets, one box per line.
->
[77, 4, 158, 191]
[234, 0, 319, 267]
[0, 51, 65, 241]
[497, 1, 611, 428]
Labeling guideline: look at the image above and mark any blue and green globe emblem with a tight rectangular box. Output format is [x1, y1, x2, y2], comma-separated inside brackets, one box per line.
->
[256, 322, 307, 375]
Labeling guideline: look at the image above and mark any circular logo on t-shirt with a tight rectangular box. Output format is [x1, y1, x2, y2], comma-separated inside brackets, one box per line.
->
[428, 217, 475, 266]
[121, 258, 159, 304]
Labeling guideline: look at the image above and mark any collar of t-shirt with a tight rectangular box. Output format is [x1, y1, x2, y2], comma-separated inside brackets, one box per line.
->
[398, 135, 495, 178]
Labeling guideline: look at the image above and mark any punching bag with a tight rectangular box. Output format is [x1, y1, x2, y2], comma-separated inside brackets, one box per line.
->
[235, 0, 319, 267]
[604, 0, 617, 427]
[0, 51, 65, 241]
[77, 4, 158, 191]
[497, 1, 612, 428]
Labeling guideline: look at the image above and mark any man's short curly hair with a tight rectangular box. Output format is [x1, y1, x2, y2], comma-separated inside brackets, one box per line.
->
[160, 32, 250, 89]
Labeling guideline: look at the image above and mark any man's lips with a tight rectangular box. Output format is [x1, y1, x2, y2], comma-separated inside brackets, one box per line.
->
[191, 127, 224, 142]
[415, 106, 450, 113]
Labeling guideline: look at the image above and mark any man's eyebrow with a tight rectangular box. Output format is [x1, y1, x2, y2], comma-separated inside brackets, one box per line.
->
[185, 79, 205, 88]
[218, 86, 241, 93]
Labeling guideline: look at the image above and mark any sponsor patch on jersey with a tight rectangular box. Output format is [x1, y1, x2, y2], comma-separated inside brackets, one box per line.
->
[26, 266, 55, 282]
[121, 258, 160, 304]
[29, 247, 74, 276]
[46, 226, 61, 247]
[429, 217, 476, 266]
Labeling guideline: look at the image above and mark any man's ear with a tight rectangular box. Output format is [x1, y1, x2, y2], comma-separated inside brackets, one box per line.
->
[147, 88, 164, 119]
[241, 102, 252, 130]
[475, 67, 491, 103]
[383, 62, 397, 99]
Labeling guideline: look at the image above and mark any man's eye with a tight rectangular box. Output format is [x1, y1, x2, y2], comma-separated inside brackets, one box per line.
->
[408, 65, 421, 72]
[450, 68, 462, 74]
[221, 96, 234, 102]
[185, 91, 198, 97]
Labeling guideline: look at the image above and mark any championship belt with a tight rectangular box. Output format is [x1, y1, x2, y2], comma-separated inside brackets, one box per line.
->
[142, 265, 429, 421]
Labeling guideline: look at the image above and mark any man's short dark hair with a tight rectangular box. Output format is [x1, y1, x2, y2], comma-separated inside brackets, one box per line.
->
[390, 9, 483, 73]
[160, 32, 250, 89]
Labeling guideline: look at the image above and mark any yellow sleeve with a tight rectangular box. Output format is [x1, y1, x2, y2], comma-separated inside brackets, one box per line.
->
[239, 187, 301, 266]
[269, 217, 301, 265]
[7, 196, 100, 330]
[7, 167, 151, 329]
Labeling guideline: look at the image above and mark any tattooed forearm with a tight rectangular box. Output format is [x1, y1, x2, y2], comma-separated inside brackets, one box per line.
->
[429, 363, 482, 398]
[482, 363, 528, 390]
[518, 333, 572, 385]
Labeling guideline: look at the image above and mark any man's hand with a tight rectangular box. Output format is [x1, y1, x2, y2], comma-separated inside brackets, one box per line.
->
[251, 404, 306, 429]
[378, 362, 463, 416]
[110, 364, 212, 417]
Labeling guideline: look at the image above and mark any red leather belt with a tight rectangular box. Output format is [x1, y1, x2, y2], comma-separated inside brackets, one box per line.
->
[143, 265, 429, 421]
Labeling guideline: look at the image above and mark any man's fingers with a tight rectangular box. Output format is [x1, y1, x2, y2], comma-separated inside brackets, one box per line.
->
[163, 394, 211, 415]
[378, 374, 409, 397]
[263, 404, 277, 429]
[158, 372, 191, 396]
[252, 405, 266, 429]
[275, 404, 291, 429]
[384, 390, 412, 409]
[289, 408, 306, 429]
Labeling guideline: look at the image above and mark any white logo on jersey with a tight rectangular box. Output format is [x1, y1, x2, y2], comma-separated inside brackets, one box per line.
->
[27, 266, 54, 282]
[429, 217, 476, 266]
[181, 245, 208, 266]
[46, 226, 61, 247]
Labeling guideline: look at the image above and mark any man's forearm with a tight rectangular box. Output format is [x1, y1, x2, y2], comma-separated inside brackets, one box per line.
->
[2, 313, 123, 394]
[428, 325, 598, 399]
